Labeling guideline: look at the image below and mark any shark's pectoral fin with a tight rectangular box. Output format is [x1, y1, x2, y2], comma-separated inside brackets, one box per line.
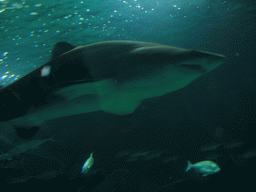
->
[55, 79, 141, 115]
[94, 79, 141, 115]
[100, 96, 140, 115]
[54, 81, 98, 101]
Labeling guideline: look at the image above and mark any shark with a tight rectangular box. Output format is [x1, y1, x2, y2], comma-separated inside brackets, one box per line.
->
[0, 40, 226, 136]
[0, 135, 55, 161]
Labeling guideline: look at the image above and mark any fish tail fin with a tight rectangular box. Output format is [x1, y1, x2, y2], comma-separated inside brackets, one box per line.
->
[185, 160, 192, 172]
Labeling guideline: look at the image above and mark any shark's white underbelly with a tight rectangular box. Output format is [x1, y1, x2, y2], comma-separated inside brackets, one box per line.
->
[9, 64, 202, 127]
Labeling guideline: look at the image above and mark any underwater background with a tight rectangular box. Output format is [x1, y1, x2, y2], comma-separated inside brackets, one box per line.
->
[0, 0, 255, 191]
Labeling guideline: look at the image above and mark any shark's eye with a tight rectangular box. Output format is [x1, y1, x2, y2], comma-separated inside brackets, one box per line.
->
[179, 64, 203, 71]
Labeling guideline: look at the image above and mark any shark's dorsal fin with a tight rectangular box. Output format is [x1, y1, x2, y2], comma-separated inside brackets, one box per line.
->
[51, 42, 76, 60]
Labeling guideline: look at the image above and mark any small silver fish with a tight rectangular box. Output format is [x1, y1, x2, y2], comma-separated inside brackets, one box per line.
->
[81, 151, 94, 174]
[185, 160, 220, 177]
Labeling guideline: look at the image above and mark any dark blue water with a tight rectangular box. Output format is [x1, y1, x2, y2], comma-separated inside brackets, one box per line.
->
[0, 0, 255, 191]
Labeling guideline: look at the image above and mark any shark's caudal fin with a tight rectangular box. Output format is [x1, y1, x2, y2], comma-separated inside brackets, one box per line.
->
[51, 42, 76, 60]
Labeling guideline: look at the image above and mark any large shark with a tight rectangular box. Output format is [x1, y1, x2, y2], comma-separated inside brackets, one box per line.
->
[0, 40, 226, 132]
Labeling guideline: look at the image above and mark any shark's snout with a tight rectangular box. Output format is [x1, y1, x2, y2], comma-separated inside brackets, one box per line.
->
[178, 50, 226, 73]
[207, 53, 226, 71]
[208, 52, 226, 62]
[192, 50, 226, 72]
